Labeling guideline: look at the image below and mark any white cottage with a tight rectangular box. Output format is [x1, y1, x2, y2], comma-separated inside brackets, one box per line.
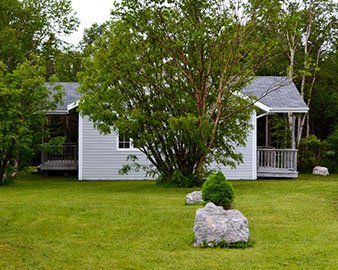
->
[40, 77, 308, 180]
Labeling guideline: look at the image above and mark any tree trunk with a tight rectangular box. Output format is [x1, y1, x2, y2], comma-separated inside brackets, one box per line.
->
[296, 11, 313, 147]
[0, 159, 10, 185]
[195, 154, 206, 186]
[296, 48, 321, 146]
[306, 113, 310, 137]
[286, 32, 297, 148]
[11, 159, 19, 178]
[0, 169, 6, 185]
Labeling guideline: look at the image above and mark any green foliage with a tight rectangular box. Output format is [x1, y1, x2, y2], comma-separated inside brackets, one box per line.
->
[255, 0, 337, 147]
[298, 135, 337, 173]
[80, 22, 108, 57]
[0, 0, 79, 72]
[298, 135, 323, 172]
[47, 46, 83, 81]
[0, 60, 62, 183]
[202, 171, 234, 209]
[157, 170, 196, 188]
[0, 0, 79, 182]
[47, 112, 78, 143]
[310, 48, 338, 140]
[325, 125, 338, 172]
[271, 114, 291, 148]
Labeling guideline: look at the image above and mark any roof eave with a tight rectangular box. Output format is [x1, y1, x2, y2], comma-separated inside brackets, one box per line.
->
[269, 107, 309, 113]
[67, 100, 79, 112]
[233, 91, 270, 113]
[253, 100, 270, 113]
[45, 110, 68, 115]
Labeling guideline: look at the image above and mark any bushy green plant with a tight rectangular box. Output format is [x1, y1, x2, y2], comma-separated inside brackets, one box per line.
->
[298, 134, 337, 173]
[202, 171, 234, 209]
[298, 135, 323, 172]
[157, 170, 196, 188]
[326, 125, 338, 173]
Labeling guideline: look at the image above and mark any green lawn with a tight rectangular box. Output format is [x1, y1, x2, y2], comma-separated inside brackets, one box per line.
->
[0, 173, 337, 269]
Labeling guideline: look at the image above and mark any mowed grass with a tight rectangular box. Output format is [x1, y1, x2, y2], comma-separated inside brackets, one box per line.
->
[0, 173, 337, 269]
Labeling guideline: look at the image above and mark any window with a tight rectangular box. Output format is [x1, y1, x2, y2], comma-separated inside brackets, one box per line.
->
[118, 134, 133, 149]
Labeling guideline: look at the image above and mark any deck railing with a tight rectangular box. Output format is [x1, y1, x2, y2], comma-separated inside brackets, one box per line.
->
[257, 148, 297, 170]
[41, 143, 78, 165]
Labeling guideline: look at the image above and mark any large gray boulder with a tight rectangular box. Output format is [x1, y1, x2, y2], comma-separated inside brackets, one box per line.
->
[186, 191, 203, 204]
[194, 202, 249, 247]
[313, 166, 329, 176]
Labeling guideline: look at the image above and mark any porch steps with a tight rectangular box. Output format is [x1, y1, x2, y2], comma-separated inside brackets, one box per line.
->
[38, 160, 78, 171]
[257, 167, 298, 178]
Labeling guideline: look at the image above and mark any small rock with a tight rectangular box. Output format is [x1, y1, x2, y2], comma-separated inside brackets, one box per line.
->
[193, 202, 249, 247]
[313, 166, 329, 176]
[186, 191, 203, 204]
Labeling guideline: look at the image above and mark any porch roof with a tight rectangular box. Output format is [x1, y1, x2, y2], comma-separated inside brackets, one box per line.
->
[243, 76, 309, 113]
[46, 82, 80, 114]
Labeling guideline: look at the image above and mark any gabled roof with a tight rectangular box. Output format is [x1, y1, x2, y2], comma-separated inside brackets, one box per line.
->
[243, 76, 308, 113]
[47, 77, 308, 115]
[46, 82, 80, 114]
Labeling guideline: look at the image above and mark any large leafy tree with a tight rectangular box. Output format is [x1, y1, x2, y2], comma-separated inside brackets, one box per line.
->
[80, 22, 109, 57]
[79, 0, 279, 186]
[0, 60, 62, 183]
[51, 46, 83, 81]
[254, 0, 337, 148]
[271, 0, 337, 145]
[48, 22, 110, 82]
[0, 0, 78, 183]
[0, 0, 79, 73]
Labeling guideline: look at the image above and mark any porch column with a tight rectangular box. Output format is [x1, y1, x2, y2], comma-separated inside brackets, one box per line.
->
[265, 114, 269, 147]
[291, 113, 296, 149]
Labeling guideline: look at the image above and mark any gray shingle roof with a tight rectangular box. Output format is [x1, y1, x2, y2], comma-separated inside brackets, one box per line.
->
[243, 76, 308, 113]
[46, 82, 80, 114]
[47, 77, 308, 115]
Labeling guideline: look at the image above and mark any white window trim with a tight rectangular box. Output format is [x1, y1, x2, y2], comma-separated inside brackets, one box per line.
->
[116, 134, 137, 151]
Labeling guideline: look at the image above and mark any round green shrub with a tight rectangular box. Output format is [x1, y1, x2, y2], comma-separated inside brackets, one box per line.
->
[202, 171, 234, 209]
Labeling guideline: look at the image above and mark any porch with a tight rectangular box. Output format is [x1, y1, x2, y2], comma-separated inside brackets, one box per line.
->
[257, 148, 298, 178]
[39, 143, 78, 171]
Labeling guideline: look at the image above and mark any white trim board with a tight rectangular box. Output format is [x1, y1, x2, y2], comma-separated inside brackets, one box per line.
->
[78, 115, 83, 180]
[67, 100, 79, 112]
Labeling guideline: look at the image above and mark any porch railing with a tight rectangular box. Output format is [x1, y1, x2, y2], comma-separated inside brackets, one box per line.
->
[257, 148, 297, 170]
[41, 143, 78, 164]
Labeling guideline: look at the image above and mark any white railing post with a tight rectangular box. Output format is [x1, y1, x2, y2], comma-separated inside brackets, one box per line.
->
[41, 144, 78, 164]
[257, 148, 297, 171]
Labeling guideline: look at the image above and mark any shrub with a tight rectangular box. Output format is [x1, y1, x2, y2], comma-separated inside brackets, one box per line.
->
[298, 134, 337, 173]
[157, 170, 196, 187]
[298, 135, 324, 172]
[202, 171, 234, 209]
[326, 125, 338, 173]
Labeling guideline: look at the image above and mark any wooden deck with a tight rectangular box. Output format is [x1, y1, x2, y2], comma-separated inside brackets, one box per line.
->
[39, 144, 78, 171]
[257, 148, 298, 178]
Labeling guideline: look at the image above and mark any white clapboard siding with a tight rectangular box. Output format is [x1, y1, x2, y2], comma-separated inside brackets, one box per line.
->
[210, 111, 257, 180]
[79, 116, 150, 180]
[79, 111, 257, 180]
